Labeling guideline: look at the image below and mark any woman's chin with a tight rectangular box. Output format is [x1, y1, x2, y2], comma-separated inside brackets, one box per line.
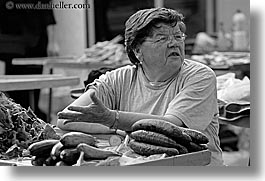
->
[167, 56, 183, 63]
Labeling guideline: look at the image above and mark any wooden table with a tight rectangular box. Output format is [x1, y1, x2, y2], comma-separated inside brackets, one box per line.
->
[12, 57, 128, 70]
[12, 56, 77, 66]
[0, 150, 211, 166]
[43, 59, 130, 73]
[0, 74, 80, 123]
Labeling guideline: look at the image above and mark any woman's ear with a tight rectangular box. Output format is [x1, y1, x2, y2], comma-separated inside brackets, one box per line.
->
[133, 48, 143, 61]
[178, 21, 186, 33]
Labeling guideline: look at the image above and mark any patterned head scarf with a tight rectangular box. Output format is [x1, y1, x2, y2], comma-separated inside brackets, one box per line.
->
[124, 8, 185, 65]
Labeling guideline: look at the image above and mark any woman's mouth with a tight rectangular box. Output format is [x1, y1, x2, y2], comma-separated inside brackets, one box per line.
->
[168, 52, 180, 57]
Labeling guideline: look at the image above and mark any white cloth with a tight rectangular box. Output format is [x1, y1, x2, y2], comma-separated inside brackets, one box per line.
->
[217, 73, 250, 103]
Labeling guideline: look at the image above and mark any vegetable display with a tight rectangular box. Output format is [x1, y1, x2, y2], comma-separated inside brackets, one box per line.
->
[129, 119, 209, 157]
[129, 130, 182, 149]
[28, 131, 120, 166]
[131, 119, 192, 145]
[60, 132, 97, 148]
[128, 140, 180, 156]
[24, 121, 209, 166]
[0, 94, 210, 166]
[0, 92, 60, 159]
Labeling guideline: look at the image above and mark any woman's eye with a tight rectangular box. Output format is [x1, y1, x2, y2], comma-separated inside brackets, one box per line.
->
[175, 35, 182, 39]
[157, 37, 167, 42]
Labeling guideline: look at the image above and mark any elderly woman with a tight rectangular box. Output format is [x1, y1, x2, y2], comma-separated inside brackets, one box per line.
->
[57, 8, 224, 166]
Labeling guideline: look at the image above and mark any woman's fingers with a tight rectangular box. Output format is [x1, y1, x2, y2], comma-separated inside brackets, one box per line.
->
[63, 119, 83, 125]
[62, 119, 87, 125]
[63, 120, 76, 125]
[58, 92, 106, 125]
[57, 112, 82, 119]
[68, 106, 88, 113]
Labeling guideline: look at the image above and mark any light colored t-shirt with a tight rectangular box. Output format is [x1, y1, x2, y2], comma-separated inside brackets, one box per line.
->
[87, 59, 224, 166]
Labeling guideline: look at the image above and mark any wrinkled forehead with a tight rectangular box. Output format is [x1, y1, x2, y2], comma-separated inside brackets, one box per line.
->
[150, 22, 183, 36]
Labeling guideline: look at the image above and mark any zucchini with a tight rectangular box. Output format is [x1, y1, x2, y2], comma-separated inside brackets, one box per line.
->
[60, 132, 97, 148]
[50, 142, 64, 161]
[131, 119, 192, 145]
[44, 156, 58, 166]
[128, 140, 179, 157]
[60, 148, 80, 165]
[185, 142, 208, 153]
[180, 128, 209, 144]
[31, 156, 47, 166]
[129, 130, 180, 148]
[55, 161, 71, 166]
[28, 139, 59, 157]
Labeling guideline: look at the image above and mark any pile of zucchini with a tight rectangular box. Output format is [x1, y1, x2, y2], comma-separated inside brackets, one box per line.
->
[27, 119, 210, 166]
[128, 119, 209, 157]
[28, 132, 120, 166]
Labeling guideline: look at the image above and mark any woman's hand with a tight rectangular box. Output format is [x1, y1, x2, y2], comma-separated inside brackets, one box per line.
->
[57, 92, 115, 127]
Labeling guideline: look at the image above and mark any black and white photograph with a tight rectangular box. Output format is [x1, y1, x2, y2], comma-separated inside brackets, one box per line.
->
[0, 0, 259, 179]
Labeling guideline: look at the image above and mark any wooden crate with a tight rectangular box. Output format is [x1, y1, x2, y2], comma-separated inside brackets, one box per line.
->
[127, 150, 211, 166]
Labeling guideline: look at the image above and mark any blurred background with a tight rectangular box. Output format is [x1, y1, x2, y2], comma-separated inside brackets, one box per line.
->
[48, 0, 250, 56]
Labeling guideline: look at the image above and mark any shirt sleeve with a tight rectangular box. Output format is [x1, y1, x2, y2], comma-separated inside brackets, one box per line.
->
[85, 70, 120, 110]
[85, 65, 135, 110]
[165, 67, 218, 131]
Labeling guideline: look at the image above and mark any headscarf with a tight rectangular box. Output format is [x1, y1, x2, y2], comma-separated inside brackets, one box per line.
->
[124, 8, 185, 65]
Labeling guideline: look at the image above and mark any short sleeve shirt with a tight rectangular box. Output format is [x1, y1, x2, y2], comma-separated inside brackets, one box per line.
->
[87, 59, 224, 165]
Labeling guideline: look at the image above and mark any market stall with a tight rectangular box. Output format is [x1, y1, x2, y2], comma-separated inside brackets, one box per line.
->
[2, 42, 250, 167]
[0, 91, 213, 166]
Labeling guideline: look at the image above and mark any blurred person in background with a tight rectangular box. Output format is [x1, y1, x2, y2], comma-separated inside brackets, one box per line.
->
[0, 0, 59, 121]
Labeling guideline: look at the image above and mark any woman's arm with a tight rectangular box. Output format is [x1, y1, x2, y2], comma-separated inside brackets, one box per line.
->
[57, 90, 185, 132]
[112, 111, 185, 131]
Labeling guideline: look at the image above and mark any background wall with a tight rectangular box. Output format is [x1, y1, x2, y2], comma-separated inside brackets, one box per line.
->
[216, 0, 250, 33]
[53, 0, 86, 57]
[39, 0, 88, 124]
[52, 0, 250, 57]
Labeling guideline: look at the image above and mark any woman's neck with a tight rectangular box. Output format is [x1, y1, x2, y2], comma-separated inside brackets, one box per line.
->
[140, 65, 180, 83]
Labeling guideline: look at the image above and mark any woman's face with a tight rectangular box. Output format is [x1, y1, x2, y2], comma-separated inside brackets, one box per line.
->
[138, 22, 185, 75]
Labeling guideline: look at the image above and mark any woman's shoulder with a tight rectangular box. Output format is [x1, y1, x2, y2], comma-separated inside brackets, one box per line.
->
[105, 64, 136, 80]
[184, 59, 212, 69]
[183, 59, 215, 76]
[114, 64, 136, 72]
[109, 64, 135, 75]
[177, 59, 216, 86]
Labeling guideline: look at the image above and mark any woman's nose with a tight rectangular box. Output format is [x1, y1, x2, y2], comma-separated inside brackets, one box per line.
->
[167, 37, 182, 47]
